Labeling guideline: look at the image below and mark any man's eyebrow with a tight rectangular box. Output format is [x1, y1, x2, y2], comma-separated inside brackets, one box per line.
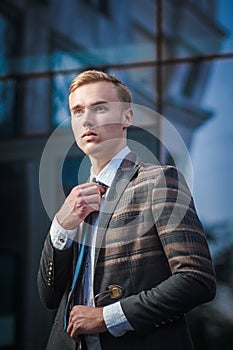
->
[71, 104, 82, 112]
[91, 101, 108, 106]
[71, 101, 108, 111]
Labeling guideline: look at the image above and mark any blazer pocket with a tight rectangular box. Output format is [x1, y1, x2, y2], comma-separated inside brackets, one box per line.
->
[109, 211, 144, 228]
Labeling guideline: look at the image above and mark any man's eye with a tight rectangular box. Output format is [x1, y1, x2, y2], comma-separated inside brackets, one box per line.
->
[93, 105, 107, 112]
[73, 109, 83, 117]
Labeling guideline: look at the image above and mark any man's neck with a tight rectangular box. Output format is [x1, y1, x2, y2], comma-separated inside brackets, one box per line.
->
[89, 144, 127, 175]
[91, 158, 109, 175]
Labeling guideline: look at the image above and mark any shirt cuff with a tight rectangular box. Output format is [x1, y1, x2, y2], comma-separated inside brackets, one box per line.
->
[103, 301, 134, 337]
[49, 216, 77, 250]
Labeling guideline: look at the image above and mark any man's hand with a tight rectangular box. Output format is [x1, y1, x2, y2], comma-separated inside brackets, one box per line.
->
[67, 305, 107, 341]
[56, 182, 106, 230]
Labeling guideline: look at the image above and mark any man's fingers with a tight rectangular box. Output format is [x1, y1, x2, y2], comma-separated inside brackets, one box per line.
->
[73, 182, 106, 197]
[67, 306, 107, 336]
[67, 322, 72, 334]
[56, 182, 105, 230]
[67, 323, 80, 342]
[72, 184, 102, 202]
[95, 183, 107, 195]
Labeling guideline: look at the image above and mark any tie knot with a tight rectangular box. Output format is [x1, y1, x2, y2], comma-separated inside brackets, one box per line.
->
[92, 178, 108, 194]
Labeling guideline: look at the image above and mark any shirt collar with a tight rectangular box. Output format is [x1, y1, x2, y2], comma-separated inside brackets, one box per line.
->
[90, 146, 131, 188]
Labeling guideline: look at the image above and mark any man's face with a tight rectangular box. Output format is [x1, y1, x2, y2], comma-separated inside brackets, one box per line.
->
[69, 81, 132, 157]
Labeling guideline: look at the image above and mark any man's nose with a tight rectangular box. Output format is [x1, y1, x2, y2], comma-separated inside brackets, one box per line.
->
[82, 107, 94, 126]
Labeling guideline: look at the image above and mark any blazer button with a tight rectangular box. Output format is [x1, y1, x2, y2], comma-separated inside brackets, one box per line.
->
[108, 284, 124, 299]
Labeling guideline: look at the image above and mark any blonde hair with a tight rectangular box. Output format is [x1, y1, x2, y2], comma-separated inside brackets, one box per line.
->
[69, 70, 132, 104]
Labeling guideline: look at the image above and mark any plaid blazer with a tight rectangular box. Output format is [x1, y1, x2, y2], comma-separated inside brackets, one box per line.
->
[38, 152, 216, 350]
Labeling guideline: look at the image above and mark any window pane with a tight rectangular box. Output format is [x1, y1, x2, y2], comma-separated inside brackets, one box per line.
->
[0, 13, 19, 138]
[215, 0, 233, 54]
[163, 0, 227, 59]
[161, 58, 233, 348]
[191, 59, 233, 228]
[16, 78, 51, 135]
[108, 67, 157, 107]
[0, 80, 16, 137]
[52, 72, 73, 127]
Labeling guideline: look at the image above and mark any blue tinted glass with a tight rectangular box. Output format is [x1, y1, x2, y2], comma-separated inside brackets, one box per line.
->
[191, 59, 233, 233]
[0, 15, 17, 137]
[190, 58, 233, 348]
[164, 0, 228, 58]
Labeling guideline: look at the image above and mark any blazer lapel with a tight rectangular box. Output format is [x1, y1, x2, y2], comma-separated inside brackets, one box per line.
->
[94, 152, 141, 267]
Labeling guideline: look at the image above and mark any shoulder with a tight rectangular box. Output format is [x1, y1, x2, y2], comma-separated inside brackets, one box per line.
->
[138, 163, 181, 180]
[138, 163, 191, 194]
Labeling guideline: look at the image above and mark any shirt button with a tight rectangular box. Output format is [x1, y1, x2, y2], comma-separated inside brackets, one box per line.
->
[59, 238, 65, 243]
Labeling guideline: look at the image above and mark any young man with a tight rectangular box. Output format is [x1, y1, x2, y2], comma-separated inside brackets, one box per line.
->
[37, 70, 216, 350]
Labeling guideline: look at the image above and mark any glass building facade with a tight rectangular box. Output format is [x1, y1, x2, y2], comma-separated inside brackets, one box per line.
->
[0, 0, 232, 349]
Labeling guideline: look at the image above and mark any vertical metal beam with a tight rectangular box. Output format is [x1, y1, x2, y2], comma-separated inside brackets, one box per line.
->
[156, 0, 165, 164]
[156, 0, 163, 114]
[155, 0, 165, 164]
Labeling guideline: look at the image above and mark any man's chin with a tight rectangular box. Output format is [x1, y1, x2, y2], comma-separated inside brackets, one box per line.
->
[78, 139, 125, 158]
[81, 143, 102, 157]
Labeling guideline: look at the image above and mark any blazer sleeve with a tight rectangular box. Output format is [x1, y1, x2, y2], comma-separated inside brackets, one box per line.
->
[37, 232, 74, 309]
[120, 166, 216, 334]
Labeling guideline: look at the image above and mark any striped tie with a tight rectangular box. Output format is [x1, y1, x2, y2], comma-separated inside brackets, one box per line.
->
[63, 231, 89, 331]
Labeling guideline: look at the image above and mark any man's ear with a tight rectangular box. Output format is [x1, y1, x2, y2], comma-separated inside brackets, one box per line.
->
[122, 108, 133, 129]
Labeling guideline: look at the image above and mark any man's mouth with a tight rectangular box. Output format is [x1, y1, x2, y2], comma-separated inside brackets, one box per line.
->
[82, 131, 97, 138]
